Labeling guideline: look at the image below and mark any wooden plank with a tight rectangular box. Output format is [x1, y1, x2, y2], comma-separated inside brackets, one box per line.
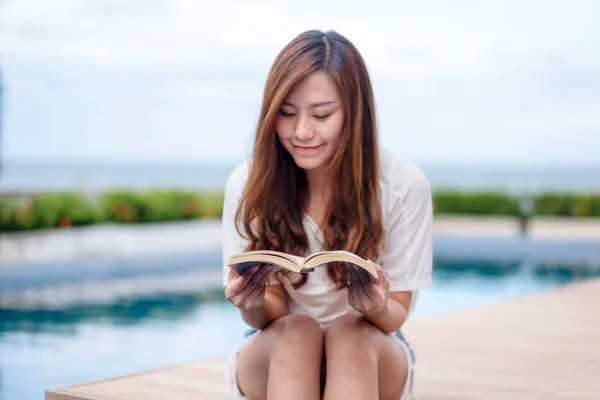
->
[46, 359, 232, 400]
[46, 278, 600, 400]
[403, 278, 600, 400]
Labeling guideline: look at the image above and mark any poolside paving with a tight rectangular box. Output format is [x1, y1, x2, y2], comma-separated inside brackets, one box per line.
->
[46, 276, 600, 400]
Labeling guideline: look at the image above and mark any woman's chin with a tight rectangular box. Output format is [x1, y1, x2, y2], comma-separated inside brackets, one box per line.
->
[292, 156, 328, 171]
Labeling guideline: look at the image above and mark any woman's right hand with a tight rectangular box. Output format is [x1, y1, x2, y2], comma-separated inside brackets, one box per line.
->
[225, 264, 279, 310]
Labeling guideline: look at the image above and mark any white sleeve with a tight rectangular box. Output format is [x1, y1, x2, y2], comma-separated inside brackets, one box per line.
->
[379, 166, 433, 292]
[221, 163, 251, 286]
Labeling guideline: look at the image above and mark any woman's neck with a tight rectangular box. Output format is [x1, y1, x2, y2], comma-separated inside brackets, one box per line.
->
[304, 166, 332, 225]
[306, 165, 331, 195]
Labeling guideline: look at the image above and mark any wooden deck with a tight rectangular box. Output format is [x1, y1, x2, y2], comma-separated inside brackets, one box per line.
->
[46, 278, 600, 400]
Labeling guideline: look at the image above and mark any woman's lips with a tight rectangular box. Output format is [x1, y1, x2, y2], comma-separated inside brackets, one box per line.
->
[294, 144, 322, 152]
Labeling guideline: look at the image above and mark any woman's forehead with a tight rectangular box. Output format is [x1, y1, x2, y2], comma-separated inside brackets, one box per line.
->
[284, 71, 341, 105]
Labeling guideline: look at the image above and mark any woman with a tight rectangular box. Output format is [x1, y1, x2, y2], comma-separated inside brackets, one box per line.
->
[222, 29, 433, 400]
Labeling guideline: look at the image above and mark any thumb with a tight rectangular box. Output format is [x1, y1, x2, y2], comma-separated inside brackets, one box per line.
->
[228, 268, 241, 282]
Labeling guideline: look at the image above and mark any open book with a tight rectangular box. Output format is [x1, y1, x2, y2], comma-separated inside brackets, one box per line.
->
[227, 250, 378, 280]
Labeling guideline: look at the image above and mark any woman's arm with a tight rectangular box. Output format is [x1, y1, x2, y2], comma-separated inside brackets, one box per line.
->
[347, 262, 412, 334]
[225, 267, 289, 330]
[240, 284, 289, 329]
[363, 291, 411, 334]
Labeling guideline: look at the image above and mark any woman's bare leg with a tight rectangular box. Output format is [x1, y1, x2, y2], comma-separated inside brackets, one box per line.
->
[323, 314, 408, 400]
[236, 314, 324, 400]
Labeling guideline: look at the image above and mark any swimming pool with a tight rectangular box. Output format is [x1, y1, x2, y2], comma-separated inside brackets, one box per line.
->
[1, 257, 599, 400]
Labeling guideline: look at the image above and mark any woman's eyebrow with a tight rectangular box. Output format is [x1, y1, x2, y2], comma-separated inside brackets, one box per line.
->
[282, 100, 335, 108]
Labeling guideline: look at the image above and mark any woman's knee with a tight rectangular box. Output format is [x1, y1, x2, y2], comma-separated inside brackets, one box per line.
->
[270, 313, 323, 348]
[325, 314, 379, 349]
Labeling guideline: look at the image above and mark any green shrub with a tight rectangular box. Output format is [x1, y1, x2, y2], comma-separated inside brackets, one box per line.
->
[0, 193, 103, 231]
[2, 188, 599, 233]
[432, 191, 521, 216]
[34, 193, 105, 227]
[197, 192, 225, 218]
[0, 189, 228, 231]
[590, 194, 600, 217]
[100, 190, 219, 223]
[534, 193, 600, 217]
[0, 196, 6, 229]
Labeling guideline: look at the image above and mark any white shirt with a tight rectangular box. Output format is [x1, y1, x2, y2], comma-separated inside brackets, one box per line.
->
[222, 147, 433, 328]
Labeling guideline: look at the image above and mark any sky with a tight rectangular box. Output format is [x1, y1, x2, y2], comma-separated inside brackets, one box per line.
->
[0, 0, 599, 167]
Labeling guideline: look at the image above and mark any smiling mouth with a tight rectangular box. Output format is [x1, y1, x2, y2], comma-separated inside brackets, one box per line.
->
[294, 144, 322, 151]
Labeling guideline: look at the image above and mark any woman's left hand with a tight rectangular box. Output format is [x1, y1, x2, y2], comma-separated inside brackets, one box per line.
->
[347, 260, 389, 318]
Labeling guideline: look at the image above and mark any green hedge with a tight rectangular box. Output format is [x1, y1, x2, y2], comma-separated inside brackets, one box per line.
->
[100, 190, 223, 223]
[534, 193, 600, 217]
[433, 191, 600, 217]
[1, 190, 599, 232]
[1, 193, 104, 231]
[0, 190, 224, 232]
[432, 191, 522, 216]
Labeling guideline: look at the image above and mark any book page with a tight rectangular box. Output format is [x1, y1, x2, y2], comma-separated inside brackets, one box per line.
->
[227, 251, 305, 273]
[229, 261, 284, 277]
[303, 250, 377, 279]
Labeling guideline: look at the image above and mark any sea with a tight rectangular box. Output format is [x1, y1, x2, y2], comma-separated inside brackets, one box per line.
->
[0, 160, 599, 194]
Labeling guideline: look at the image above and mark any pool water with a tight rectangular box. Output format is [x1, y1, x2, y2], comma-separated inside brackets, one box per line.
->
[1, 259, 599, 400]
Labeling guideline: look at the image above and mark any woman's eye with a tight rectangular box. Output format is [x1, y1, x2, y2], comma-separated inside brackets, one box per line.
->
[314, 114, 331, 120]
[279, 110, 295, 117]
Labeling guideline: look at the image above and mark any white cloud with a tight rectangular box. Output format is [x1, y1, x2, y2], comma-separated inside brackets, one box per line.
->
[0, 0, 496, 74]
[0, 0, 599, 166]
[3, 0, 597, 75]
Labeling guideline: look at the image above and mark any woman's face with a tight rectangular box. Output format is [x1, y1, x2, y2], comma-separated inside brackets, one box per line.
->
[275, 71, 344, 173]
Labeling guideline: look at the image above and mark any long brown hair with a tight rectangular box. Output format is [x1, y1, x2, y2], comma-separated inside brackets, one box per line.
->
[236, 30, 384, 289]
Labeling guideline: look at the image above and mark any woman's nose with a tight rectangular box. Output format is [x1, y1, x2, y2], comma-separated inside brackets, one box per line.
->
[294, 118, 315, 141]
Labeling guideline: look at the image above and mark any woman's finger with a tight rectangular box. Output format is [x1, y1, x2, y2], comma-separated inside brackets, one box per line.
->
[348, 267, 375, 312]
[238, 264, 269, 297]
[348, 264, 375, 301]
[255, 264, 279, 284]
[237, 264, 267, 293]
[235, 264, 279, 308]
[236, 285, 260, 309]
[226, 264, 262, 304]
[226, 266, 256, 299]
[247, 263, 270, 285]
[233, 274, 264, 309]
[348, 288, 364, 311]
[244, 265, 277, 300]
[347, 263, 364, 284]
[368, 260, 387, 285]
[244, 281, 266, 309]
[357, 266, 380, 301]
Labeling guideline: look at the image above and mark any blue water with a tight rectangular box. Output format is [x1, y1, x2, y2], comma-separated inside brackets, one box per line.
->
[1, 160, 600, 193]
[1, 258, 599, 400]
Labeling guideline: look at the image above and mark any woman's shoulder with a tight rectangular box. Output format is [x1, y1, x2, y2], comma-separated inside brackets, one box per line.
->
[225, 160, 250, 193]
[378, 147, 431, 200]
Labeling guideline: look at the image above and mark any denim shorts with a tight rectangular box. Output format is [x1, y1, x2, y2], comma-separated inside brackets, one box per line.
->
[227, 327, 417, 399]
